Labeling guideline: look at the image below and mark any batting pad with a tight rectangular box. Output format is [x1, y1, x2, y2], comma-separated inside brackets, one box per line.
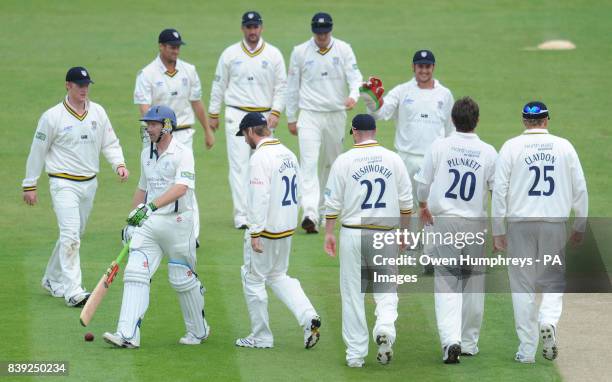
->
[117, 281, 149, 345]
[169, 262, 208, 338]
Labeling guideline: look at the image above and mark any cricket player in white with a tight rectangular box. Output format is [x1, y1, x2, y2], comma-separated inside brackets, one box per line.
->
[208, 11, 287, 229]
[285, 12, 363, 233]
[23, 67, 129, 307]
[134, 28, 214, 243]
[235, 112, 321, 349]
[104, 106, 210, 348]
[414, 97, 497, 363]
[324, 114, 413, 367]
[362, 50, 454, 211]
[492, 101, 588, 363]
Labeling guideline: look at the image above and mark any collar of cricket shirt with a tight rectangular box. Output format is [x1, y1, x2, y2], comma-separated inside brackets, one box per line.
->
[312, 36, 334, 55]
[241, 38, 265, 57]
[155, 136, 178, 158]
[455, 132, 478, 139]
[353, 139, 379, 148]
[409, 77, 439, 89]
[156, 55, 180, 77]
[63, 95, 89, 121]
[256, 137, 279, 149]
[523, 128, 549, 135]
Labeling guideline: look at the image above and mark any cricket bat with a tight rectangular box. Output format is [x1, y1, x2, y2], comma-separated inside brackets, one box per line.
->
[80, 242, 130, 327]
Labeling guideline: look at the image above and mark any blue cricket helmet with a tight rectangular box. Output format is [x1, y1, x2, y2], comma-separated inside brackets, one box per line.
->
[140, 105, 177, 129]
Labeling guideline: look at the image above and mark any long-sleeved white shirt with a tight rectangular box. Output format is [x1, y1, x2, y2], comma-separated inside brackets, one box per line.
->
[248, 138, 299, 239]
[23, 98, 125, 190]
[368, 78, 454, 156]
[414, 132, 497, 218]
[137, 138, 195, 215]
[208, 39, 286, 117]
[491, 128, 588, 234]
[285, 37, 363, 123]
[134, 55, 202, 129]
[324, 140, 413, 228]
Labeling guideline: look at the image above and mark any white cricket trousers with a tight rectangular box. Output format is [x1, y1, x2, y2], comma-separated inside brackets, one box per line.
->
[117, 211, 208, 344]
[171, 128, 200, 240]
[507, 221, 566, 360]
[297, 110, 347, 224]
[432, 219, 485, 354]
[44, 177, 97, 302]
[224, 108, 272, 227]
[339, 227, 398, 361]
[241, 233, 317, 346]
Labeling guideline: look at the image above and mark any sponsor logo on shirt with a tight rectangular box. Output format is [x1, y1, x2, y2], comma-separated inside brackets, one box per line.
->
[35, 131, 46, 141]
[63, 125, 73, 132]
[155, 81, 164, 87]
[250, 177, 264, 186]
[181, 171, 195, 180]
[403, 97, 414, 105]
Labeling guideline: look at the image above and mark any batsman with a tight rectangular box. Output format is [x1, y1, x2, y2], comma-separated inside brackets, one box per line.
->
[103, 105, 210, 348]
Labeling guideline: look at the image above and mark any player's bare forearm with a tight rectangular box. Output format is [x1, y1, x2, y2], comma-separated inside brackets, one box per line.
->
[191, 100, 211, 133]
[192, 100, 215, 149]
[324, 218, 337, 257]
[138, 104, 151, 117]
[132, 188, 146, 208]
[400, 212, 411, 231]
[151, 184, 188, 209]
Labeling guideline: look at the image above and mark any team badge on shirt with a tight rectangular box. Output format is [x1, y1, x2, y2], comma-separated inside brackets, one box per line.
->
[438, 101, 444, 109]
[91, 121, 97, 130]
[333, 57, 340, 65]
[182, 77, 188, 86]
[261, 60, 269, 69]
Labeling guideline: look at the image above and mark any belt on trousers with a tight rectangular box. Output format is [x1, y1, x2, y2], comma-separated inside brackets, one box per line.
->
[228, 105, 271, 113]
[48, 173, 96, 182]
[342, 224, 395, 231]
[173, 125, 192, 131]
[250, 228, 295, 239]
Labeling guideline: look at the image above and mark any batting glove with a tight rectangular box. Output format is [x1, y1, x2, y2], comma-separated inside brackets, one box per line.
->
[359, 76, 385, 111]
[126, 202, 157, 227]
[121, 225, 135, 245]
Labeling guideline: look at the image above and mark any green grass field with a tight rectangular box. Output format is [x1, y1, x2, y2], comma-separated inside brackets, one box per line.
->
[2, 0, 611, 380]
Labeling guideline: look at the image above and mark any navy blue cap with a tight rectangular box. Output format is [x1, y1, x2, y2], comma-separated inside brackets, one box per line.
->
[350, 114, 376, 135]
[242, 11, 263, 26]
[413, 50, 435, 65]
[522, 101, 550, 120]
[158, 28, 185, 46]
[237, 112, 267, 136]
[66, 66, 94, 85]
[311, 12, 333, 33]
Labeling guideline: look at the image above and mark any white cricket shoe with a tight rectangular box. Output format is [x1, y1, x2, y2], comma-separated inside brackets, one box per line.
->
[179, 323, 211, 345]
[66, 292, 90, 307]
[347, 358, 365, 368]
[541, 324, 558, 361]
[443, 343, 461, 364]
[514, 353, 535, 364]
[103, 332, 139, 349]
[376, 334, 393, 365]
[304, 315, 321, 349]
[41, 279, 64, 298]
[235, 335, 272, 349]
